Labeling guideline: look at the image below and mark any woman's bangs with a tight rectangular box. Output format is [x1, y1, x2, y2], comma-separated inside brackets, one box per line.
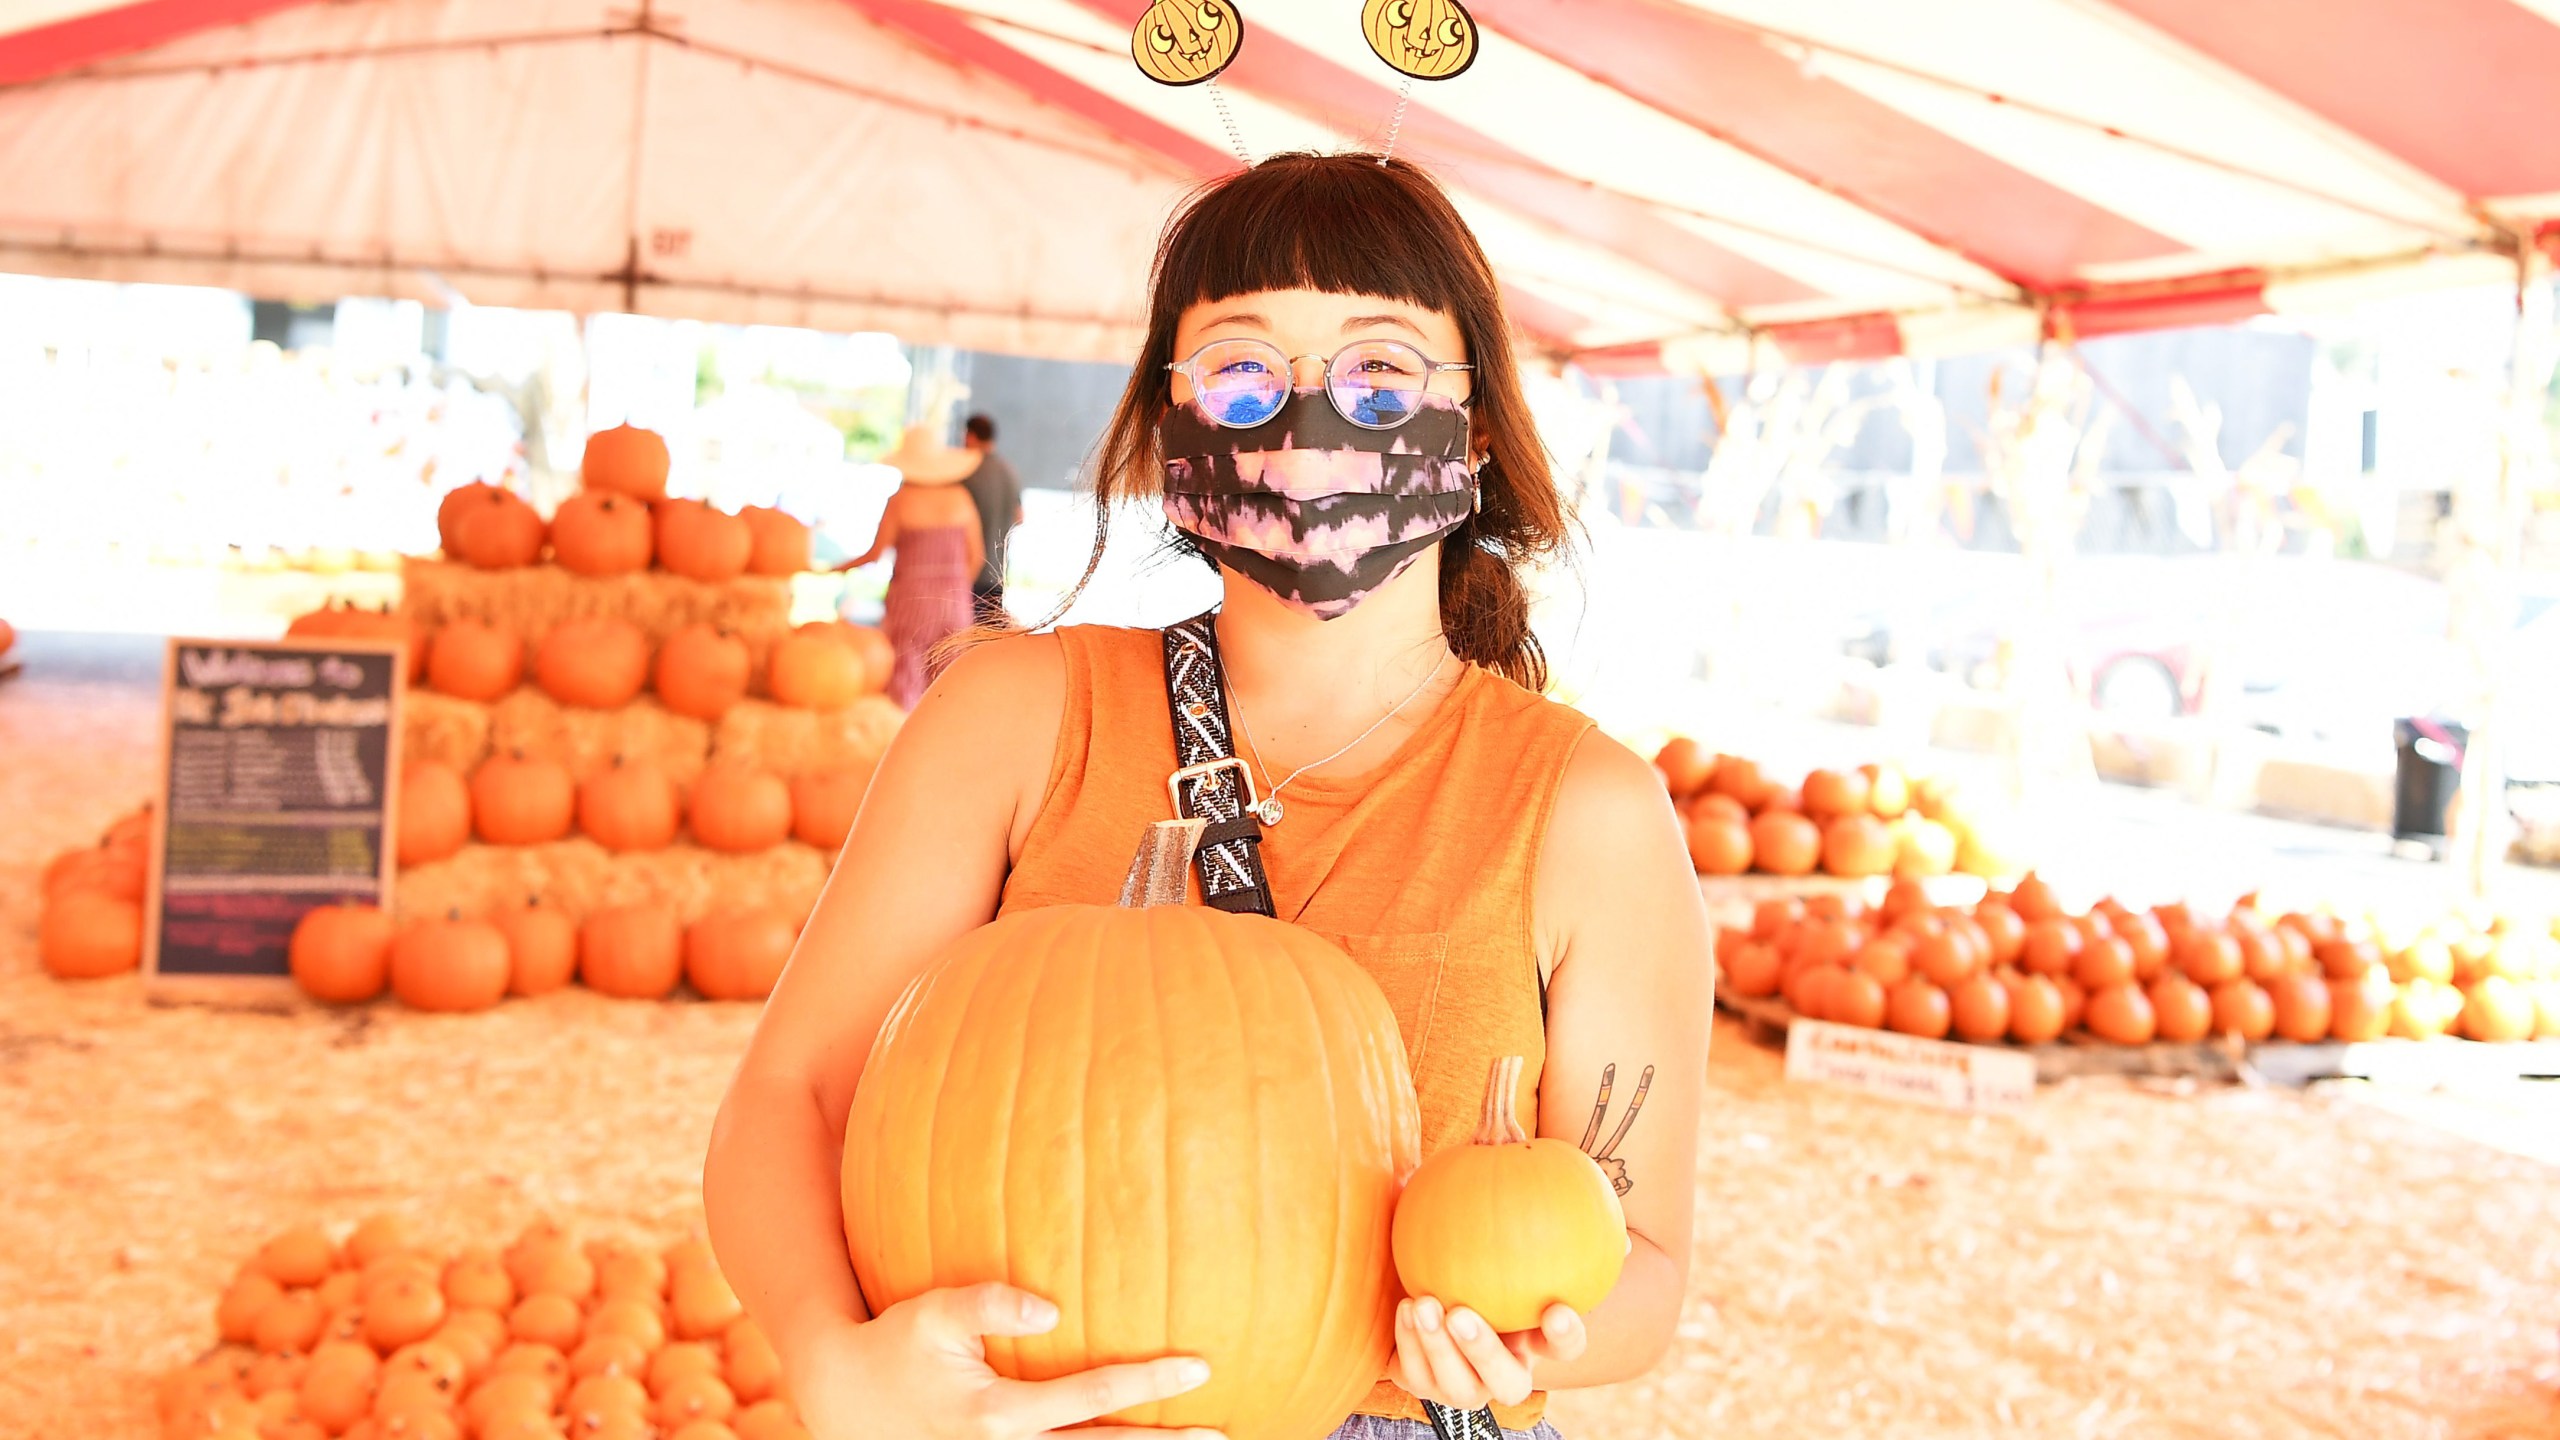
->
[1158, 162, 1468, 317]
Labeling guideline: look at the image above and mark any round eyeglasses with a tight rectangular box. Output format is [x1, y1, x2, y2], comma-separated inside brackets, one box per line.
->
[1166, 338, 1473, 430]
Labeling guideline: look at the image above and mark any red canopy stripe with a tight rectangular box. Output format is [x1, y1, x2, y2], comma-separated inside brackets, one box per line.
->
[2107, 0, 2560, 202]
[0, 0, 315, 86]
[846, 0, 1593, 352]
[2051, 275, 2266, 340]
[1467, 0, 2179, 290]
[1766, 311, 1905, 364]
[836, 0, 1235, 179]
[1055, 0, 1818, 313]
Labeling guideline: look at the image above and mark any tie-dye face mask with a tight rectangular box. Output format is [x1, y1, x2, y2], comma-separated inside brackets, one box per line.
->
[1160, 388, 1475, 620]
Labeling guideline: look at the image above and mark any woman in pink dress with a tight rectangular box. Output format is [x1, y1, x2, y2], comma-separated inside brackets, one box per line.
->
[837, 426, 984, 708]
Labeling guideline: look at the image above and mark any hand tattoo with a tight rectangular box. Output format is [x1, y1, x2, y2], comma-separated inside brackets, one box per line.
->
[1578, 1063, 1653, 1197]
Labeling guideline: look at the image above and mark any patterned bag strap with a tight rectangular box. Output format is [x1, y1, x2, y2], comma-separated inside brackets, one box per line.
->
[1164, 614, 1502, 1440]
[1160, 612, 1276, 917]
[1422, 1401, 1506, 1440]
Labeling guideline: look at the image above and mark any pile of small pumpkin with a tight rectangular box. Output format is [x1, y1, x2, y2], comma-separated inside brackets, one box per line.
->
[35, 800, 154, 980]
[1654, 739, 2021, 882]
[435, 426, 812, 584]
[159, 1215, 808, 1440]
[416, 613, 891, 716]
[396, 744, 869, 871]
[1719, 875, 2560, 1046]
[288, 895, 798, 1009]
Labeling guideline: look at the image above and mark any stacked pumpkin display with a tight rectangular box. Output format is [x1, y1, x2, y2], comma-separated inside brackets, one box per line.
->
[294, 424, 898, 1009]
[159, 1215, 809, 1440]
[35, 801, 154, 980]
[1718, 875, 2560, 1047]
[1654, 738, 2024, 882]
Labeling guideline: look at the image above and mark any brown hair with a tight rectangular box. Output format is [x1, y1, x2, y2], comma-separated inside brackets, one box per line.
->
[1074, 151, 1567, 689]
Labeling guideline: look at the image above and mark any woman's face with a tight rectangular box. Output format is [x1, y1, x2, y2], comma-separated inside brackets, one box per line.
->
[1167, 288, 1473, 414]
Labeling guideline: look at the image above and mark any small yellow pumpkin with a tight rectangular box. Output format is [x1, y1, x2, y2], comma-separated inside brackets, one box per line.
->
[1389, 1055, 1624, 1334]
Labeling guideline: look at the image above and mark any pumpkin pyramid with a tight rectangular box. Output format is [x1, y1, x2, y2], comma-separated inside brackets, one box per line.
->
[383, 428, 903, 999]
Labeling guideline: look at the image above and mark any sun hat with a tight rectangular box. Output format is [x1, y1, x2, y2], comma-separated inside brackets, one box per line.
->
[878, 424, 978, 485]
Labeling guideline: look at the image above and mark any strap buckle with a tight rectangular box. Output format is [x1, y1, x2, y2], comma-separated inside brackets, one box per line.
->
[1168, 756, 1261, 821]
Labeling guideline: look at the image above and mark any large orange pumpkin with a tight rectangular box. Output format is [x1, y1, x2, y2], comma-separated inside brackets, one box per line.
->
[740, 507, 812, 576]
[687, 765, 791, 853]
[1391, 1054, 1624, 1336]
[583, 425, 671, 500]
[452, 489, 547, 570]
[789, 762, 876, 850]
[1747, 811, 1821, 877]
[845, 626, 895, 693]
[437, 482, 506, 555]
[426, 620, 522, 701]
[579, 759, 680, 852]
[535, 619, 651, 710]
[1800, 768, 1870, 821]
[844, 898, 1420, 1440]
[470, 751, 576, 846]
[550, 492, 655, 576]
[1819, 814, 1896, 878]
[580, 904, 683, 999]
[654, 625, 750, 721]
[1651, 738, 1713, 799]
[289, 903, 396, 1003]
[494, 899, 579, 997]
[398, 761, 472, 867]
[656, 501, 753, 583]
[684, 907, 797, 1001]
[391, 914, 511, 1012]
[40, 890, 143, 978]
[767, 633, 864, 710]
[45, 841, 145, 903]
[1684, 811, 1752, 876]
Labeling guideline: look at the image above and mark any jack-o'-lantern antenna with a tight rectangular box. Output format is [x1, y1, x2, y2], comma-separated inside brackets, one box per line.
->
[1130, 0, 1252, 163]
[1361, 0, 1479, 163]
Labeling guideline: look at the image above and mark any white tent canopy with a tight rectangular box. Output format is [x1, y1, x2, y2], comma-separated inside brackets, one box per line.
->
[1, 0, 2556, 364]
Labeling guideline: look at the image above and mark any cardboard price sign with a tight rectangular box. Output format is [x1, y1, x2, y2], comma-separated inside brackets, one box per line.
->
[145, 638, 404, 999]
[1784, 1020, 2036, 1114]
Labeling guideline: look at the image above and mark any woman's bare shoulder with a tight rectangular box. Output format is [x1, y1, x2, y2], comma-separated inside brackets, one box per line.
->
[898, 631, 1068, 780]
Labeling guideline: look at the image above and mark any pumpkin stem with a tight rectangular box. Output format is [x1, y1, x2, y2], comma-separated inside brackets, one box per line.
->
[1474, 1056, 1530, 1146]
[1117, 819, 1206, 909]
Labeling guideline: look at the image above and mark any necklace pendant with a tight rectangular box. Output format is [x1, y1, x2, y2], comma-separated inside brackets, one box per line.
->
[1253, 797, 1285, 826]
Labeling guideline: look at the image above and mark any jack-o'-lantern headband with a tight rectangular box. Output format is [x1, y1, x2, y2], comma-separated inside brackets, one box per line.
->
[1130, 0, 1480, 159]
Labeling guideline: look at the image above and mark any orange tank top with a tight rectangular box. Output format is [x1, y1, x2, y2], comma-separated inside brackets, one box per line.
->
[999, 624, 1594, 1430]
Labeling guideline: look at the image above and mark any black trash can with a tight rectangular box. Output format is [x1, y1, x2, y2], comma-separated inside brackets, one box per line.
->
[2391, 717, 2467, 845]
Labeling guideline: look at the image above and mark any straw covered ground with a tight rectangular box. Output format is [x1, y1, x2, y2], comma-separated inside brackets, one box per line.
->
[4, 643, 2557, 1439]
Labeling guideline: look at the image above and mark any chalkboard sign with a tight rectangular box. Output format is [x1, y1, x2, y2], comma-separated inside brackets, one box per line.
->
[145, 637, 404, 999]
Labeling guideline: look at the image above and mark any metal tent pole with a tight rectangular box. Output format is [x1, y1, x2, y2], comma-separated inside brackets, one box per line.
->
[2451, 239, 2555, 896]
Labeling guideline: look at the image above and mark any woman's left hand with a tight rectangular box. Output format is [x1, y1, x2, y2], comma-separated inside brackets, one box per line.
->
[1387, 1297, 1585, 1410]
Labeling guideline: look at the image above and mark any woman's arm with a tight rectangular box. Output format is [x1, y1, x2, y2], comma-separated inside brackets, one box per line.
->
[1390, 731, 1710, 1404]
[835, 494, 900, 572]
[962, 504, 986, 581]
[703, 635, 1068, 1407]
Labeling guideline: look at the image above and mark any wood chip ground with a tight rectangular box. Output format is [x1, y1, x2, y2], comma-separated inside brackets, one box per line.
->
[5, 654, 2556, 1439]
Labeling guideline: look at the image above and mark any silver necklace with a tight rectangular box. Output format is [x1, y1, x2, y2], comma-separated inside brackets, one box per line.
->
[1230, 650, 1450, 826]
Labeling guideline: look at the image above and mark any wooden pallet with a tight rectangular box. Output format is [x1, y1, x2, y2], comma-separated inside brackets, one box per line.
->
[1714, 987, 2560, 1087]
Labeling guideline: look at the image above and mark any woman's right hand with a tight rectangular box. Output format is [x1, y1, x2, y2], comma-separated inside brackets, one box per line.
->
[786, 1282, 1225, 1440]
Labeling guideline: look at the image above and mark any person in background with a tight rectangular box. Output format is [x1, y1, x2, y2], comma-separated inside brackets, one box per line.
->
[958, 413, 1022, 620]
[835, 425, 983, 708]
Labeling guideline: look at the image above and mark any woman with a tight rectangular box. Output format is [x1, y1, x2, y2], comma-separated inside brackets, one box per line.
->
[836, 425, 985, 707]
[708, 153, 1710, 1440]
